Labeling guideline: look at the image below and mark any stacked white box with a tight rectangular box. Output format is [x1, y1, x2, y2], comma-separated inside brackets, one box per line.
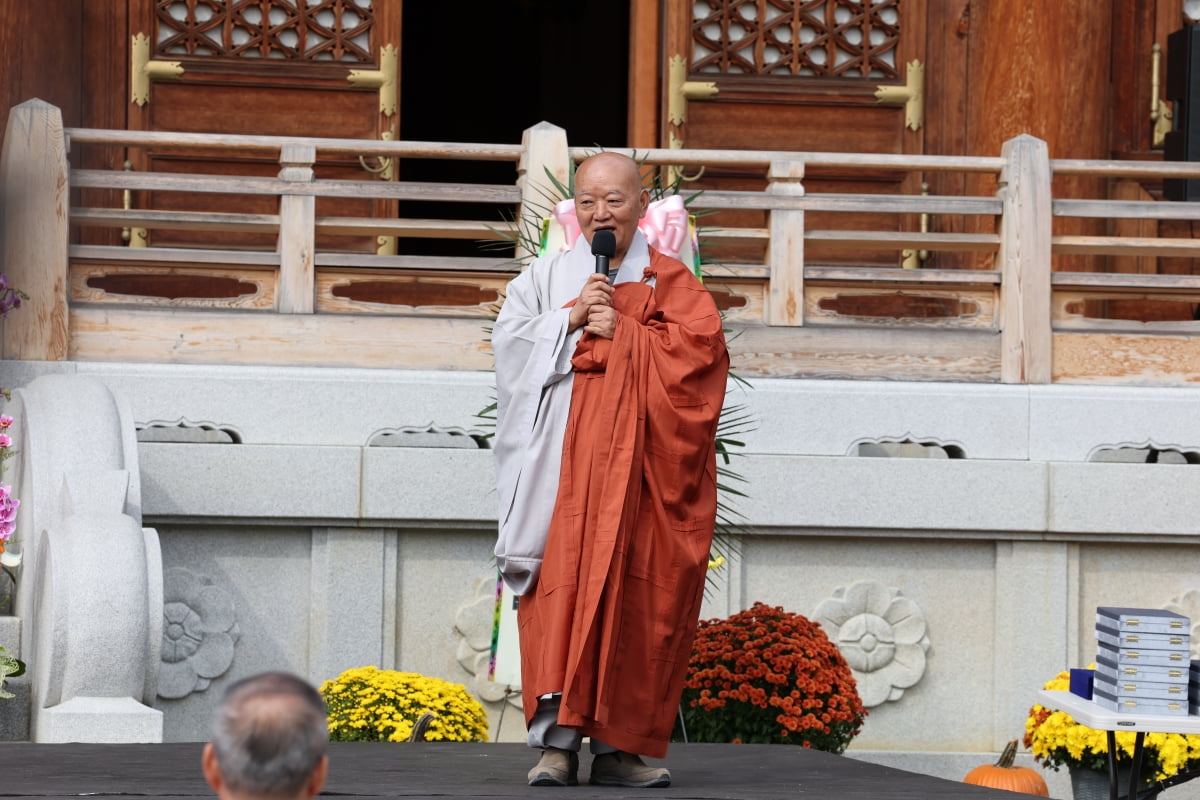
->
[1094, 606, 1191, 716]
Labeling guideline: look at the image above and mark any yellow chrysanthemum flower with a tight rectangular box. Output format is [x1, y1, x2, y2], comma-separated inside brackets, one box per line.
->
[319, 666, 488, 743]
[1025, 666, 1200, 780]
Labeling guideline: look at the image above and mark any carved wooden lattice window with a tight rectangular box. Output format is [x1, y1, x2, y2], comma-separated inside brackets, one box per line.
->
[692, 0, 900, 78]
[156, 0, 374, 61]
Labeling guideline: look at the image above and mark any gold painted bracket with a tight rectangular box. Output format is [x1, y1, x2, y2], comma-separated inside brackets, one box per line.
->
[348, 43, 398, 117]
[358, 130, 396, 181]
[667, 55, 718, 126]
[121, 160, 148, 247]
[666, 55, 717, 185]
[131, 33, 184, 107]
[1151, 43, 1174, 149]
[901, 181, 930, 269]
[875, 60, 924, 131]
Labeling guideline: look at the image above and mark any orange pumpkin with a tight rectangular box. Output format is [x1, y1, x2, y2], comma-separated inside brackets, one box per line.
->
[964, 739, 1050, 796]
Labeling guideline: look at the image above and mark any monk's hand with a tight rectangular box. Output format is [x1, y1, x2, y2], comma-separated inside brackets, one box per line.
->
[569, 273, 613, 331]
[585, 304, 618, 340]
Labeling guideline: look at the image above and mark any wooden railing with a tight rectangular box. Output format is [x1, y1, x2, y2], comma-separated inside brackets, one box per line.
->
[4, 98, 1200, 383]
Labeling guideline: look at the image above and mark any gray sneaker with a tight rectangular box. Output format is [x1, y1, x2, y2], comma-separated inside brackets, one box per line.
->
[528, 747, 579, 787]
[588, 752, 671, 788]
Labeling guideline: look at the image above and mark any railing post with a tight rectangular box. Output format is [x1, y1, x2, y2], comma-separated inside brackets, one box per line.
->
[767, 160, 805, 326]
[276, 144, 316, 314]
[0, 99, 70, 360]
[516, 122, 569, 263]
[997, 134, 1052, 383]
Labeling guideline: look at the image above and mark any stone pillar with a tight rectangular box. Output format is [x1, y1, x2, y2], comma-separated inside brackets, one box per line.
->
[307, 528, 396, 687]
[993, 540, 1073, 752]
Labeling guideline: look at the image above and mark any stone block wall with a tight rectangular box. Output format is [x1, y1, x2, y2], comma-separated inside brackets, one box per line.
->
[4, 360, 1200, 799]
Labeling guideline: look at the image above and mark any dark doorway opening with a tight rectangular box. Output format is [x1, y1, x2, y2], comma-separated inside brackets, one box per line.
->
[399, 1, 629, 257]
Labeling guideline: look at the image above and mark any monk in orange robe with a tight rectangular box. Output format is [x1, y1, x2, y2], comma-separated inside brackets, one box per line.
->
[492, 153, 728, 788]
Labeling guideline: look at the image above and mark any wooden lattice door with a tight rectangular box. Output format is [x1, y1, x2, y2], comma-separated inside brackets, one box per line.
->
[662, 0, 967, 269]
[124, 0, 401, 253]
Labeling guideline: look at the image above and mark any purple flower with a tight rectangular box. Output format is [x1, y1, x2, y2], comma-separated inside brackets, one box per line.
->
[0, 485, 20, 539]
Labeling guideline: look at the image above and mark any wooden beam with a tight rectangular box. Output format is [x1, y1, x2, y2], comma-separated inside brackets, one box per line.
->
[66, 127, 525, 160]
[806, 267, 1001, 285]
[71, 169, 523, 204]
[685, 191, 1002, 215]
[313, 254, 514, 273]
[725, 324, 1000, 381]
[1051, 272, 1200, 290]
[805, 231, 999, 252]
[1054, 197, 1200, 220]
[1051, 236, 1200, 257]
[68, 307, 496, 370]
[70, 245, 280, 267]
[315, 217, 509, 240]
[1054, 332, 1200, 384]
[71, 207, 280, 233]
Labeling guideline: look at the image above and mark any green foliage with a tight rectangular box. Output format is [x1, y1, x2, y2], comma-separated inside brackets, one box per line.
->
[0, 645, 25, 700]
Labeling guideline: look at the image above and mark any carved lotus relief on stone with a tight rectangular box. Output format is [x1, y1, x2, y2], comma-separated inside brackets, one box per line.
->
[813, 579, 930, 707]
[159, 567, 241, 699]
[453, 576, 520, 708]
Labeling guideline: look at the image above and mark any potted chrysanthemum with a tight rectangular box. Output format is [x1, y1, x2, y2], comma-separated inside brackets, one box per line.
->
[674, 602, 867, 751]
[320, 666, 488, 743]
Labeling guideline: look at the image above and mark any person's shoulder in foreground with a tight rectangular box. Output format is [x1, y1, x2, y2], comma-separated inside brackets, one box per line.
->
[202, 671, 329, 800]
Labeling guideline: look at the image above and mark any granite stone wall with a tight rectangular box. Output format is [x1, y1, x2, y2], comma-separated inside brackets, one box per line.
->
[4, 361, 1200, 799]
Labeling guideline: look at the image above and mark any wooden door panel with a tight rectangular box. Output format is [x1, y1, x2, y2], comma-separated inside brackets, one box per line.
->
[686, 94, 906, 153]
[120, 0, 400, 256]
[147, 82, 379, 139]
[665, 0, 931, 271]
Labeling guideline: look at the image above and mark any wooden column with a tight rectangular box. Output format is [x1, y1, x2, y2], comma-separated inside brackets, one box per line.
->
[766, 160, 805, 327]
[0, 100, 70, 361]
[516, 122, 569, 264]
[276, 144, 316, 314]
[998, 135, 1052, 384]
[965, 0, 1112, 271]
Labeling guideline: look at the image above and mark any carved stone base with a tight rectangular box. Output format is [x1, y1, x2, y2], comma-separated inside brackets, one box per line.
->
[37, 697, 162, 743]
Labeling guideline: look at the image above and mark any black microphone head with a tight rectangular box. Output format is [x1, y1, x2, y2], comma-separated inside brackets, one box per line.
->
[591, 230, 617, 258]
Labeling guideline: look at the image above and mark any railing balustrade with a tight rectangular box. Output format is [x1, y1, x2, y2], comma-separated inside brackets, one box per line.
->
[4, 98, 1200, 383]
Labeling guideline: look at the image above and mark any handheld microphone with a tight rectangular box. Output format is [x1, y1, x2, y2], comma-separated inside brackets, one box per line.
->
[591, 230, 616, 278]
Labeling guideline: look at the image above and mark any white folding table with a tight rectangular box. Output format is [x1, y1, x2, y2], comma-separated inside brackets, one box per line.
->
[1038, 689, 1200, 800]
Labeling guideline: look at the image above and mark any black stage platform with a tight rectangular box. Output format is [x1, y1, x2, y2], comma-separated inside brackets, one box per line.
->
[2, 742, 1032, 799]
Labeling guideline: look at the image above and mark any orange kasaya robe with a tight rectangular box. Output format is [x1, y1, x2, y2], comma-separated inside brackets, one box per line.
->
[517, 248, 729, 758]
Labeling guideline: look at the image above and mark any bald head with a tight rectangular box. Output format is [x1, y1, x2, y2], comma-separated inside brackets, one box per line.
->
[204, 672, 328, 800]
[576, 152, 642, 192]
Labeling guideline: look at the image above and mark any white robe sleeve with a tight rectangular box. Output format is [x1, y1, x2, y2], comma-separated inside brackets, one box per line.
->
[492, 248, 584, 595]
[491, 234, 652, 595]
